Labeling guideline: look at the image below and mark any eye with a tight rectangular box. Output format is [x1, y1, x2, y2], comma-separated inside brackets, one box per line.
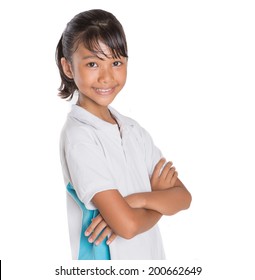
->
[112, 61, 122, 67]
[87, 62, 98, 68]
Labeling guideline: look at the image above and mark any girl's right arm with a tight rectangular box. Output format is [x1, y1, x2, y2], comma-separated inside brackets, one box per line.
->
[87, 190, 162, 241]
[86, 158, 191, 245]
[125, 158, 192, 216]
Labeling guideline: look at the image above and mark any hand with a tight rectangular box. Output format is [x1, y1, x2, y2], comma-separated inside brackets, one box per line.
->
[85, 214, 117, 246]
[151, 158, 178, 191]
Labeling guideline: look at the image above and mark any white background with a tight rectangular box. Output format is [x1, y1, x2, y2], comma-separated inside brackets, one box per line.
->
[0, 0, 254, 279]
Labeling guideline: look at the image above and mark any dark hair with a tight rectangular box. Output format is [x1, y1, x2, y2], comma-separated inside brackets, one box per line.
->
[56, 9, 128, 100]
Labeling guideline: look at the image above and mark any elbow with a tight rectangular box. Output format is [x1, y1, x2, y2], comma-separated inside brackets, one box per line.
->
[115, 215, 139, 240]
[165, 189, 192, 216]
[119, 220, 138, 240]
[121, 229, 136, 240]
[183, 191, 192, 210]
[178, 187, 192, 211]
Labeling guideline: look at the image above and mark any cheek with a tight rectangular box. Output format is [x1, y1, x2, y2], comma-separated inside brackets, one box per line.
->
[74, 68, 95, 87]
[116, 68, 127, 83]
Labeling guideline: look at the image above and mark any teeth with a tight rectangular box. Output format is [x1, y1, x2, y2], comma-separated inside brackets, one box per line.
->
[96, 88, 112, 92]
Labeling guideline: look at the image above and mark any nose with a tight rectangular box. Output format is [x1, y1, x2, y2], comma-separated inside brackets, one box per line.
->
[98, 66, 114, 84]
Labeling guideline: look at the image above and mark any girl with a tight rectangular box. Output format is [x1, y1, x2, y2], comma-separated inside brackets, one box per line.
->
[56, 9, 191, 260]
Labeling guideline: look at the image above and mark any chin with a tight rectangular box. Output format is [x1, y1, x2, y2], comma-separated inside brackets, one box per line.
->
[97, 96, 117, 106]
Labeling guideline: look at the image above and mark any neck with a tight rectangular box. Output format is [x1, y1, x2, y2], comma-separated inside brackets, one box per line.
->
[76, 100, 116, 125]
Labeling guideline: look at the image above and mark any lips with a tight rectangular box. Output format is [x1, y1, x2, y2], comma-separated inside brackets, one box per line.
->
[94, 87, 116, 96]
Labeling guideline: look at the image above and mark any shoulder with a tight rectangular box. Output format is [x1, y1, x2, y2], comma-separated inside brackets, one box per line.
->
[60, 114, 96, 147]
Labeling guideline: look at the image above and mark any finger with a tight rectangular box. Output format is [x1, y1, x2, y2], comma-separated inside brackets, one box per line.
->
[94, 227, 112, 246]
[106, 232, 117, 245]
[88, 220, 107, 243]
[160, 161, 174, 179]
[85, 214, 103, 236]
[151, 158, 166, 179]
[168, 171, 178, 187]
[168, 170, 178, 186]
[165, 166, 176, 183]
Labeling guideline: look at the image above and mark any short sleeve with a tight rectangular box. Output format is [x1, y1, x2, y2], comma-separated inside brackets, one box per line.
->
[140, 127, 163, 177]
[65, 136, 117, 210]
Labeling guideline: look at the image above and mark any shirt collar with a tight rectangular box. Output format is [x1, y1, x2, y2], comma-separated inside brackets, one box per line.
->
[69, 105, 135, 130]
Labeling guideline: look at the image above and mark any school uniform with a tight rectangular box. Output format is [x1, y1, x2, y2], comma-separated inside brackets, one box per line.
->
[60, 105, 165, 259]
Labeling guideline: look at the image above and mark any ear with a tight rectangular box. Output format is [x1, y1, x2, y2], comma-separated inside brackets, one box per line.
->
[61, 57, 74, 79]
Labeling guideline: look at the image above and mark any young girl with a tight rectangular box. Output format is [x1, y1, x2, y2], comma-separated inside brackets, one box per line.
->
[56, 9, 191, 260]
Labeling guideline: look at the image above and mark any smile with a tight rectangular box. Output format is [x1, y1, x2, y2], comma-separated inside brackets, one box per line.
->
[94, 87, 116, 96]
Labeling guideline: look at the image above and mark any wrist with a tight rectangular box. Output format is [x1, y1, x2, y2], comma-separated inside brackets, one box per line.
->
[125, 193, 146, 209]
[138, 192, 147, 208]
[142, 192, 151, 209]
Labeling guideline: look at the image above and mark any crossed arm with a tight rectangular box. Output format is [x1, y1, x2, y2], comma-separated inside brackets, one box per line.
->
[85, 158, 192, 245]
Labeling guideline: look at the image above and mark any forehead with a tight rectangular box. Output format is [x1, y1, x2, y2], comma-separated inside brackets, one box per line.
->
[75, 41, 116, 60]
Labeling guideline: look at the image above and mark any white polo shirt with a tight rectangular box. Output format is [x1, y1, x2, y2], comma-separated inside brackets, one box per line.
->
[60, 105, 165, 260]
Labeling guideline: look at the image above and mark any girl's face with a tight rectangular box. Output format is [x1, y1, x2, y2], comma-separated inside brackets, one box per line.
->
[62, 41, 127, 112]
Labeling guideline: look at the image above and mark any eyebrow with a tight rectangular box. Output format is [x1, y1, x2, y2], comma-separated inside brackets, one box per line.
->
[82, 54, 126, 61]
[82, 55, 99, 60]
